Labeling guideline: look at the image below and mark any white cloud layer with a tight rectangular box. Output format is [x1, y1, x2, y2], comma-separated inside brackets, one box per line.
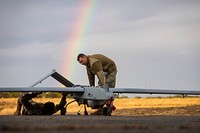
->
[0, 0, 199, 95]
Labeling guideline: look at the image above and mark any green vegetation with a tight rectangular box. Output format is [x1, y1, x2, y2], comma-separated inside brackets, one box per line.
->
[0, 92, 71, 98]
[1, 92, 199, 99]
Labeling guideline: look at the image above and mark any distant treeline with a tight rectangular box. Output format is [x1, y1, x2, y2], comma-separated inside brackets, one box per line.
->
[0, 92, 199, 98]
[0, 92, 69, 98]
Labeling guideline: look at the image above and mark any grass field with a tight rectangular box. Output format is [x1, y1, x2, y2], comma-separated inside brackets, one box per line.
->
[0, 97, 200, 116]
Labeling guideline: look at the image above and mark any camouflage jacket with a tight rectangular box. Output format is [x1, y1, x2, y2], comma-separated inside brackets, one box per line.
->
[86, 54, 117, 87]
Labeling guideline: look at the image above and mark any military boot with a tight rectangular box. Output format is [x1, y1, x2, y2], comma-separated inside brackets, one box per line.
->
[14, 99, 22, 115]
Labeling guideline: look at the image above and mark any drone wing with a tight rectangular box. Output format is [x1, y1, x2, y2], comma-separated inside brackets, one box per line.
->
[0, 87, 84, 93]
[0, 69, 82, 93]
[110, 88, 200, 95]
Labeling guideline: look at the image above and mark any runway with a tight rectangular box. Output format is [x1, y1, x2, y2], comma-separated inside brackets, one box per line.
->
[0, 115, 200, 133]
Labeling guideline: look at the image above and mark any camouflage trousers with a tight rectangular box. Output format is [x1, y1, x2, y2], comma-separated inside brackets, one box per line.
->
[98, 71, 117, 88]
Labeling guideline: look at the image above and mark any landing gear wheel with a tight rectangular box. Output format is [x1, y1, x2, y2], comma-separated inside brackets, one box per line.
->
[103, 107, 112, 116]
[103, 107, 108, 115]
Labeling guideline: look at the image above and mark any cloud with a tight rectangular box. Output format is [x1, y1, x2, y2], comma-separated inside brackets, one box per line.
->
[0, 0, 199, 90]
[0, 42, 57, 58]
[84, 1, 200, 55]
[0, 0, 79, 48]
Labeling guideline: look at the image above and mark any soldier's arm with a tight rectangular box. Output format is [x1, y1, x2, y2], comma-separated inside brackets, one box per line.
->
[55, 93, 67, 113]
[21, 92, 41, 102]
[88, 73, 95, 86]
[87, 68, 95, 86]
[96, 71, 105, 87]
[93, 61, 105, 86]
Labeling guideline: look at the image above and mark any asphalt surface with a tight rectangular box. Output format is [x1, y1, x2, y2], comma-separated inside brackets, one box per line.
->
[0, 115, 200, 133]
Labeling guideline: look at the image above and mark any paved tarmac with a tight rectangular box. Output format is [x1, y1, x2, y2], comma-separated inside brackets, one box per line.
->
[0, 115, 200, 133]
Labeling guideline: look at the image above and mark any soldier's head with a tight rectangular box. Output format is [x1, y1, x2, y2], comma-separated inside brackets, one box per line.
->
[42, 101, 55, 115]
[77, 53, 87, 66]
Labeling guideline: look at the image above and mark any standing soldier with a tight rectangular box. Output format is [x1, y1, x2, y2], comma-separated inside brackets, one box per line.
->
[77, 53, 117, 88]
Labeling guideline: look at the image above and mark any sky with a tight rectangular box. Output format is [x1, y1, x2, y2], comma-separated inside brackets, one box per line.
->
[0, 0, 200, 96]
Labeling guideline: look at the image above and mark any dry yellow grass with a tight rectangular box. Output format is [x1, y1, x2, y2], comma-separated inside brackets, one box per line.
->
[114, 97, 200, 108]
[0, 97, 200, 116]
[113, 97, 200, 116]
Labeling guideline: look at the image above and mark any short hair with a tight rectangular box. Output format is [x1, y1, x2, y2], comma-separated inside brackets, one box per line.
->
[42, 102, 55, 115]
[77, 53, 86, 61]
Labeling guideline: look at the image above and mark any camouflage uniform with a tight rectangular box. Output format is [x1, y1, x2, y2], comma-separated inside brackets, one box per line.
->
[86, 54, 117, 88]
[14, 93, 66, 115]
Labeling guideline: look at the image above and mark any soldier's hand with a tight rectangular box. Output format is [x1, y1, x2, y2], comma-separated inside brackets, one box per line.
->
[32, 92, 43, 95]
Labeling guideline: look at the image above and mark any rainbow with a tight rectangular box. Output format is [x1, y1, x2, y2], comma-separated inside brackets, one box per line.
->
[60, 0, 97, 80]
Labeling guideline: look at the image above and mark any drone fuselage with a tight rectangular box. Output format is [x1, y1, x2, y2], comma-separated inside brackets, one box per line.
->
[71, 86, 114, 109]
[72, 86, 114, 100]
